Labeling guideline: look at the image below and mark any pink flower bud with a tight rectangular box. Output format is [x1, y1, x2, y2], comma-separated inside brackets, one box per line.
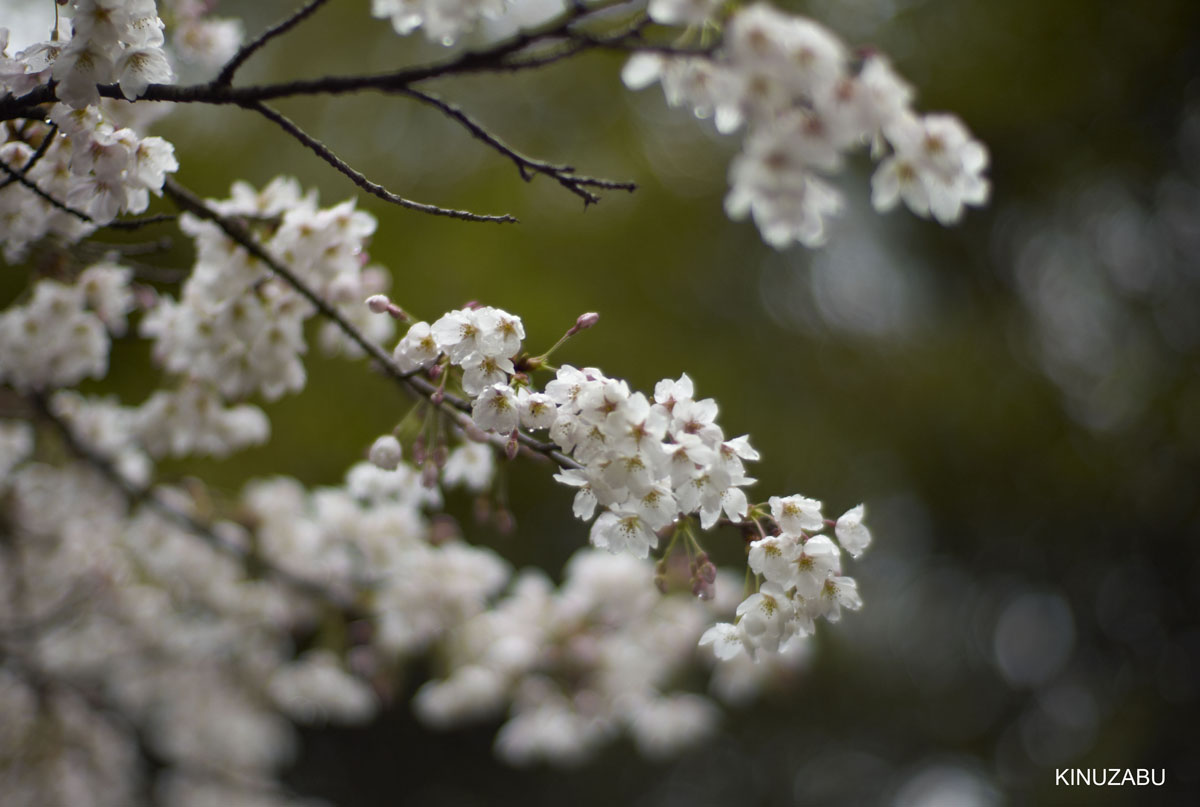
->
[429, 514, 460, 545]
[566, 311, 600, 337]
[366, 294, 391, 314]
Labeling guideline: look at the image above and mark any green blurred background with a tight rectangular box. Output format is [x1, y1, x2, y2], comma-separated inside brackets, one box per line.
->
[10, 0, 1200, 803]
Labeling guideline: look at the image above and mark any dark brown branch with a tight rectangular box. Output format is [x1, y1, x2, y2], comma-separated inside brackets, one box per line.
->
[0, 158, 92, 222]
[216, 0, 334, 86]
[396, 88, 636, 206]
[0, 155, 179, 230]
[163, 179, 580, 470]
[0, 2, 661, 121]
[246, 101, 517, 223]
[106, 213, 178, 230]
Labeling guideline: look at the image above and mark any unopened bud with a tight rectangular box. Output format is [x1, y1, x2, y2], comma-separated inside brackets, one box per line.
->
[368, 434, 403, 471]
[367, 294, 408, 319]
[654, 573, 668, 594]
[421, 461, 439, 489]
[428, 363, 443, 380]
[412, 435, 427, 465]
[432, 444, 448, 468]
[574, 311, 600, 331]
[692, 578, 715, 600]
[505, 430, 519, 460]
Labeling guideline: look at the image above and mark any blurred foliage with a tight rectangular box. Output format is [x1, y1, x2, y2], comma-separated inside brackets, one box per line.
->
[6, 0, 1200, 803]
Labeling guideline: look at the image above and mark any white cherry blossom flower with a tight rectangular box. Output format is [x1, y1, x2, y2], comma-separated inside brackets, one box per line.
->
[471, 383, 519, 434]
[770, 494, 824, 536]
[835, 503, 872, 558]
[589, 510, 659, 558]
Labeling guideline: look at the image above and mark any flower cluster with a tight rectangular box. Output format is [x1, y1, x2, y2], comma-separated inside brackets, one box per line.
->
[0, 0, 954, 796]
[164, 0, 244, 70]
[388, 308, 759, 559]
[0, 381, 795, 801]
[51, 0, 174, 108]
[701, 498, 870, 661]
[139, 178, 392, 456]
[0, 263, 131, 391]
[0, 424, 375, 805]
[416, 550, 722, 764]
[371, 0, 509, 45]
[625, 3, 990, 247]
[0, 105, 177, 259]
[380, 302, 871, 666]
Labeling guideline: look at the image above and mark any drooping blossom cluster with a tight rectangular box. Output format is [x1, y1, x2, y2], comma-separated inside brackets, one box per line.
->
[624, 3, 990, 247]
[394, 307, 757, 558]
[700, 498, 870, 662]
[380, 303, 871, 665]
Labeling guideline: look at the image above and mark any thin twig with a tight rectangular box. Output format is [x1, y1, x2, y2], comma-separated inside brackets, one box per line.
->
[104, 213, 179, 230]
[246, 101, 517, 223]
[216, 0, 334, 86]
[0, 159, 92, 222]
[0, 157, 179, 230]
[396, 88, 636, 206]
[163, 179, 581, 470]
[0, 122, 57, 191]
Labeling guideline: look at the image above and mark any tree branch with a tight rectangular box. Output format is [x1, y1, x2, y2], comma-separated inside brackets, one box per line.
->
[0, 159, 177, 230]
[246, 101, 517, 223]
[0, 2, 680, 121]
[163, 179, 581, 471]
[216, 0, 334, 86]
[395, 88, 636, 206]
